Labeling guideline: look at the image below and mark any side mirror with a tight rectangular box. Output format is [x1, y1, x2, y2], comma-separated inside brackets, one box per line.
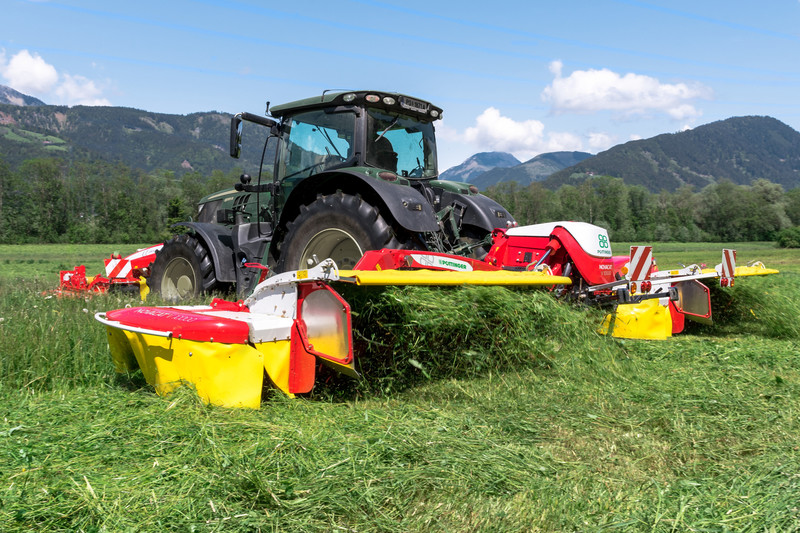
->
[230, 114, 244, 159]
[231, 111, 280, 159]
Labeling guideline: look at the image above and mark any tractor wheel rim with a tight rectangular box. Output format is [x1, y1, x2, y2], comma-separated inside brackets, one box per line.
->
[300, 228, 364, 269]
[162, 257, 196, 299]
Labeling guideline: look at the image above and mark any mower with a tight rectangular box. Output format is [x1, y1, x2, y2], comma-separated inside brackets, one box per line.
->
[95, 220, 778, 408]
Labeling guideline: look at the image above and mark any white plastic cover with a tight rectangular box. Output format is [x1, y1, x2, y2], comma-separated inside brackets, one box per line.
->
[507, 221, 613, 257]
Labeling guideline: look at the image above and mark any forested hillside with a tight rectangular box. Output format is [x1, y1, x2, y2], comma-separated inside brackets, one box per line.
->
[0, 104, 265, 174]
[547, 116, 800, 192]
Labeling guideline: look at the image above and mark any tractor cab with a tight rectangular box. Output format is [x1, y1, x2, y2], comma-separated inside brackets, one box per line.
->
[151, 90, 513, 301]
[266, 91, 441, 178]
[223, 91, 445, 231]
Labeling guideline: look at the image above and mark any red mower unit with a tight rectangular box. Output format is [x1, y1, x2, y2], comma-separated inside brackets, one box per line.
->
[473, 221, 776, 339]
[58, 244, 163, 298]
[96, 220, 778, 408]
[341, 221, 778, 340]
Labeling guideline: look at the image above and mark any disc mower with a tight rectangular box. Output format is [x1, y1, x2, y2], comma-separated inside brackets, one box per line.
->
[95, 220, 778, 408]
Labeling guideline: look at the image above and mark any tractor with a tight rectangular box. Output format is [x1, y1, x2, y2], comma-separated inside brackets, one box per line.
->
[148, 90, 515, 300]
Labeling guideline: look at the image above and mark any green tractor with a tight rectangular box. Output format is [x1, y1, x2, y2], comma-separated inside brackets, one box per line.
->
[149, 90, 515, 300]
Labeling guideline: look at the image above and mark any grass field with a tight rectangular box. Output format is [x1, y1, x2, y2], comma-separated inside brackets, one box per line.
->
[0, 243, 153, 283]
[1, 243, 798, 531]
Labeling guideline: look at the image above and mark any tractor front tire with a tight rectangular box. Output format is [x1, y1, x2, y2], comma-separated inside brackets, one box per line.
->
[149, 234, 217, 301]
[277, 192, 403, 271]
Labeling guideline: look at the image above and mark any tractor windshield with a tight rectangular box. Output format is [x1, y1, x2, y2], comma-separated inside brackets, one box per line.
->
[366, 109, 438, 179]
[279, 109, 356, 180]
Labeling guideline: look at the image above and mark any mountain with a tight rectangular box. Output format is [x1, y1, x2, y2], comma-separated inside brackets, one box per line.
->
[0, 84, 46, 106]
[0, 102, 249, 174]
[3, 84, 798, 192]
[471, 151, 592, 189]
[439, 152, 520, 182]
[546, 116, 800, 192]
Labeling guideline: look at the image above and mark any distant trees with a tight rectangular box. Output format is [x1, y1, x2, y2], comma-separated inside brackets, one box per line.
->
[0, 156, 241, 244]
[0, 155, 796, 245]
[486, 175, 795, 243]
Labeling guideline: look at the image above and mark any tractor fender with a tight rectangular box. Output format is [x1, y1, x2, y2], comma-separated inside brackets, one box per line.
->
[173, 222, 237, 283]
[438, 190, 515, 232]
[277, 170, 441, 234]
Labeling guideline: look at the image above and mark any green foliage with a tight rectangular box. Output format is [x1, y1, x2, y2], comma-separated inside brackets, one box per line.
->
[2, 106, 798, 248]
[0, 156, 243, 244]
[776, 226, 800, 248]
[489, 175, 793, 242]
[786, 188, 800, 225]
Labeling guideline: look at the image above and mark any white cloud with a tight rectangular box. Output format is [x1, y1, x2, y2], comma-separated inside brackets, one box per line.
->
[0, 49, 58, 94]
[542, 60, 712, 121]
[464, 107, 545, 152]
[544, 131, 583, 153]
[461, 107, 584, 161]
[588, 132, 617, 152]
[55, 74, 111, 106]
[0, 49, 110, 106]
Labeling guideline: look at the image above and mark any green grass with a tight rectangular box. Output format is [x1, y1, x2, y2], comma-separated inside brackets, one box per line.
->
[0, 244, 153, 282]
[618, 241, 798, 271]
[1, 244, 799, 531]
[0, 127, 67, 146]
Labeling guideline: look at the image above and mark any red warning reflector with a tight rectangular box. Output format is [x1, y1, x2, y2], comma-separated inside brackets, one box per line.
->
[628, 246, 653, 281]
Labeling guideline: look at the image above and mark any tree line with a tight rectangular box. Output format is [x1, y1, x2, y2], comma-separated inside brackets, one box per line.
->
[487, 176, 800, 244]
[0, 157, 240, 245]
[1, 156, 799, 246]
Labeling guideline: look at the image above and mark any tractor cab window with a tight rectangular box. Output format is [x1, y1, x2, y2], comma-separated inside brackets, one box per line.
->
[279, 109, 355, 181]
[366, 109, 438, 179]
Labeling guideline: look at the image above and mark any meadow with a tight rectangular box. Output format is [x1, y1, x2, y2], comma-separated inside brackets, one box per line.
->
[0, 242, 798, 531]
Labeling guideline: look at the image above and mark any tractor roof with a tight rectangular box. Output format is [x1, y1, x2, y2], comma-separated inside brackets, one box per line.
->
[269, 90, 443, 122]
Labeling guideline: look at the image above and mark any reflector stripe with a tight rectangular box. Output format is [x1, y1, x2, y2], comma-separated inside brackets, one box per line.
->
[105, 259, 132, 279]
[629, 246, 653, 281]
[721, 249, 736, 278]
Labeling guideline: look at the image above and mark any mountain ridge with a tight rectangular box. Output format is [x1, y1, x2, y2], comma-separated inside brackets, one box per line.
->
[2, 86, 799, 192]
[0, 84, 46, 106]
[472, 151, 593, 189]
[439, 152, 521, 182]
[0, 99, 245, 174]
[545, 116, 800, 192]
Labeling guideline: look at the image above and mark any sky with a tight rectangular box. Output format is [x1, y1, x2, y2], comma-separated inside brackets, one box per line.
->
[2, 0, 799, 171]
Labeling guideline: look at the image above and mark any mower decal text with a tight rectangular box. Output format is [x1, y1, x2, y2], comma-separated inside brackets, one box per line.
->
[133, 308, 202, 323]
[410, 254, 473, 272]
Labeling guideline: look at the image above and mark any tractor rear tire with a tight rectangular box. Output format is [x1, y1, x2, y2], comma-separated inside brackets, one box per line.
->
[277, 192, 403, 271]
[149, 234, 218, 301]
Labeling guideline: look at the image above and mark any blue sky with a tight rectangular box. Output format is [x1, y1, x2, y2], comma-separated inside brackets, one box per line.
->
[2, 0, 799, 171]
